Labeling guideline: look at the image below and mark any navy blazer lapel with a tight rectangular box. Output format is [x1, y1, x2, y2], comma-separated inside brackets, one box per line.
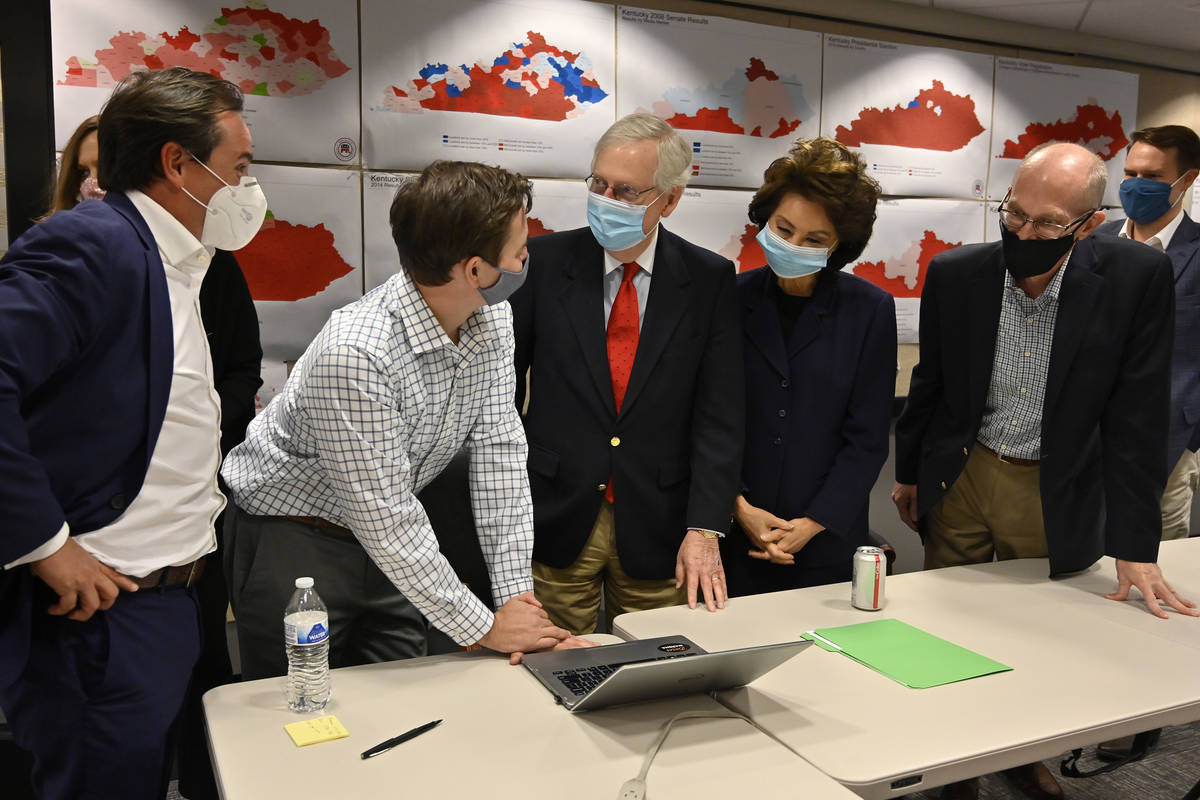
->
[620, 228, 689, 417]
[967, 248, 1005, 423]
[559, 231, 617, 417]
[743, 269, 789, 379]
[105, 192, 174, 469]
[1045, 242, 1102, 418]
[787, 273, 835, 357]
[1166, 213, 1200, 284]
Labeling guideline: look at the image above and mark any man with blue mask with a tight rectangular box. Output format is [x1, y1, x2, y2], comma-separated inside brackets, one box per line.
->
[0, 67, 256, 800]
[1099, 126, 1200, 541]
[511, 113, 744, 635]
[222, 160, 589, 683]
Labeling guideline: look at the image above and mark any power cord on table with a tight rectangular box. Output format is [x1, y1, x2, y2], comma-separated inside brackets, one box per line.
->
[616, 709, 756, 800]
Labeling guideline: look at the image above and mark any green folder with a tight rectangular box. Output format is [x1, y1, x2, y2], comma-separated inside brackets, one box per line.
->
[801, 618, 1012, 689]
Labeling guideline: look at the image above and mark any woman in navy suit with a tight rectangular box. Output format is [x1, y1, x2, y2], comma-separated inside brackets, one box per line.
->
[722, 138, 897, 596]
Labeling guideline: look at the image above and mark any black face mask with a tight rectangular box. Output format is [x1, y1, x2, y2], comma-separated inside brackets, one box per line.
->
[999, 223, 1077, 281]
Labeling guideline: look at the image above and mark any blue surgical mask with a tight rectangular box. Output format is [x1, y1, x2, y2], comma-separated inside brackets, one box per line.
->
[756, 225, 829, 278]
[478, 253, 529, 305]
[587, 190, 660, 252]
[1119, 174, 1186, 225]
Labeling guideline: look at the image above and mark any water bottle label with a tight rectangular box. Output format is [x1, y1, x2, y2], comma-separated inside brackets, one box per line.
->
[285, 614, 330, 645]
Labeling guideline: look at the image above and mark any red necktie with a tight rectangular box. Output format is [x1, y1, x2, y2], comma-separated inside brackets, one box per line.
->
[605, 261, 640, 503]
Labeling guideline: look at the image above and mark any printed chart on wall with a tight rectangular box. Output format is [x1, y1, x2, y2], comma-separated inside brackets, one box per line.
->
[822, 36, 993, 199]
[51, 0, 360, 165]
[362, 172, 413, 292]
[238, 164, 362, 360]
[667, 188, 762, 272]
[990, 58, 1137, 205]
[528, 178, 588, 240]
[848, 199, 985, 342]
[616, 7, 820, 188]
[361, 0, 615, 175]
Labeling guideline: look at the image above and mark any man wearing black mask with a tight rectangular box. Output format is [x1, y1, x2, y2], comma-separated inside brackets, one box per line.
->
[890, 142, 1198, 799]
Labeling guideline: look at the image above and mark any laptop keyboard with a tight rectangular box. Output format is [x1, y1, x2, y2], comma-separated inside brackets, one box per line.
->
[553, 653, 697, 696]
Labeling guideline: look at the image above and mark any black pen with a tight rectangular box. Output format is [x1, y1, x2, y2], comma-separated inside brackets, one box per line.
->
[360, 719, 442, 759]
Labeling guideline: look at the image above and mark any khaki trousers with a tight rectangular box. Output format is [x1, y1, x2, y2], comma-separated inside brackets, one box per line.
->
[533, 502, 685, 635]
[1160, 449, 1199, 540]
[924, 445, 1049, 569]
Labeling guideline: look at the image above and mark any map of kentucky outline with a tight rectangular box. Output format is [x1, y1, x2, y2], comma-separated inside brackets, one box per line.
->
[382, 31, 607, 121]
[238, 212, 353, 302]
[835, 80, 984, 152]
[999, 103, 1129, 161]
[851, 230, 961, 298]
[59, 6, 350, 97]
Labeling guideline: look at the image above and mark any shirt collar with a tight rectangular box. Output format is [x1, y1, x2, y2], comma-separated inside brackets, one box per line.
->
[1003, 251, 1069, 303]
[603, 225, 659, 276]
[1118, 209, 1186, 252]
[390, 267, 498, 355]
[124, 189, 212, 273]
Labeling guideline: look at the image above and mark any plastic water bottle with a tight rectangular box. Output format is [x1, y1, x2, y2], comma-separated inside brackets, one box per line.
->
[284, 576, 331, 712]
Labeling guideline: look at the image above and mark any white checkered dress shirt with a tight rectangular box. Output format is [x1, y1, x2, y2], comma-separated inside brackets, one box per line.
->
[977, 257, 1069, 460]
[222, 269, 533, 646]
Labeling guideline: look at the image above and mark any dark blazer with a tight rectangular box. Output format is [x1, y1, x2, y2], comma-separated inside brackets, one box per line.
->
[895, 234, 1174, 575]
[724, 267, 896, 594]
[1097, 213, 1200, 468]
[512, 225, 744, 580]
[0, 192, 173, 688]
[200, 250, 263, 459]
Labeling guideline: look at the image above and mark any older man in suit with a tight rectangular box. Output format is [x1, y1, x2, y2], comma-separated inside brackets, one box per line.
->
[892, 141, 1198, 800]
[511, 113, 743, 634]
[0, 68, 263, 800]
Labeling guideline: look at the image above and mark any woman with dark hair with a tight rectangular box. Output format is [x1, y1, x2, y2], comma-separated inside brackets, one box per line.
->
[722, 137, 897, 596]
[44, 115, 101, 216]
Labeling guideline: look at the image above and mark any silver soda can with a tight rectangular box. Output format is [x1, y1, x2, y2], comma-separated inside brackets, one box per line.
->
[851, 546, 886, 611]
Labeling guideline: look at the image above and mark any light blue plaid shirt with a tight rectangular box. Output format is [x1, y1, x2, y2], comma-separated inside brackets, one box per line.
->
[978, 256, 1069, 460]
[222, 269, 533, 646]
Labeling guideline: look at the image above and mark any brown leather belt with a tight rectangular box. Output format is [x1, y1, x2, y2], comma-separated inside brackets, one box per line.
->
[283, 515, 352, 534]
[977, 441, 1039, 467]
[127, 557, 206, 590]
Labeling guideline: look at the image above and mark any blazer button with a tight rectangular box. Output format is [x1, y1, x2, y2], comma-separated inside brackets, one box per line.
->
[962, 447, 969, 455]
[773, 437, 783, 446]
[596, 483, 607, 492]
[940, 481, 947, 490]
[781, 379, 790, 389]
[777, 409, 787, 417]
[109, 493, 127, 510]
[610, 436, 621, 447]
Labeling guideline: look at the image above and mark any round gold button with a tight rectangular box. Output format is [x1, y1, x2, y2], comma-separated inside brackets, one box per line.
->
[596, 483, 607, 491]
[610, 436, 621, 447]
[962, 447, 968, 455]
[940, 481, 947, 489]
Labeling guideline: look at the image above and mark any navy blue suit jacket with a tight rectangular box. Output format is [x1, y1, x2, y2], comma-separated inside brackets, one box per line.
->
[724, 267, 896, 593]
[0, 192, 172, 688]
[895, 234, 1173, 575]
[1097, 213, 1200, 468]
[512, 226, 744, 580]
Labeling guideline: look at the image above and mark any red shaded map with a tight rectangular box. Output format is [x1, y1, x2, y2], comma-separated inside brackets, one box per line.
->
[238, 217, 353, 301]
[835, 80, 984, 152]
[733, 224, 767, 273]
[853, 230, 959, 297]
[60, 7, 349, 96]
[999, 104, 1128, 161]
[390, 31, 606, 122]
[659, 58, 803, 139]
[527, 216, 555, 238]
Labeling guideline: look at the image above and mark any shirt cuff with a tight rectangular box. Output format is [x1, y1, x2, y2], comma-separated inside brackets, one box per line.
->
[5, 523, 70, 569]
[491, 576, 534, 608]
[438, 590, 497, 648]
[689, 527, 725, 539]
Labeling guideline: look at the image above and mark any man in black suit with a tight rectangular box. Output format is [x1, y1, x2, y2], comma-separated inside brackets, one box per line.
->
[511, 113, 743, 634]
[892, 142, 1198, 800]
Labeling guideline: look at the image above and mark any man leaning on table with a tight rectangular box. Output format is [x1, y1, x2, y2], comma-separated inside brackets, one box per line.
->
[892, 142, 1198, 800]
[0, 68, 259, 800]
[221, 161, 581, 676]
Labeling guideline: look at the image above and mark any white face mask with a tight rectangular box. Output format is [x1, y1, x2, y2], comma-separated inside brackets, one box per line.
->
[181, 152, 268, 250]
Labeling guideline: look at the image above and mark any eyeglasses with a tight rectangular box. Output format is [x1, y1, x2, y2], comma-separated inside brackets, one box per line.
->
[996, 190, 1096, 240]
[586, 174, 656, 204]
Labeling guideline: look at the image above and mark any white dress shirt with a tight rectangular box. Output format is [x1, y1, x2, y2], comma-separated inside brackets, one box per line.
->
[602, 226, 659, 330]
[1118, 209, 1186, 252]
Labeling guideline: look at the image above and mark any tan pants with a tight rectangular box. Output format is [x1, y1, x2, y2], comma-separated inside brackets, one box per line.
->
[1161, 449, 1199, 540]
[533, 502, 685, 635]
[924, 445, 1049, 569]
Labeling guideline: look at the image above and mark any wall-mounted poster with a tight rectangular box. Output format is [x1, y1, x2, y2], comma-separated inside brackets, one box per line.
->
[237, 164, 362, 359]
[51, 0, 360, 165]
[848, 198, 986, 343]
[616, 7, 820, 189]
[990, 58, 1137, 205]
[361, 0, 615, 176]
[362, 171, 411, 292]
[821, 35, 993, 199]
[666, 187, 762, 272]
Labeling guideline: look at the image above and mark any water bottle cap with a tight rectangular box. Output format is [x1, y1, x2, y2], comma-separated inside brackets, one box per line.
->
[295, 577, 314, 589]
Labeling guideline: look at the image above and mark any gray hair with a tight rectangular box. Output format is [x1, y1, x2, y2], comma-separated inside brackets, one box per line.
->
[592, 113, 692, 192]
[1018, 141, 1108, 213]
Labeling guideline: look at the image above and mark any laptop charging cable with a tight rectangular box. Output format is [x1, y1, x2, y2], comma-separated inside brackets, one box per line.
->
[617, 709, 756, 800]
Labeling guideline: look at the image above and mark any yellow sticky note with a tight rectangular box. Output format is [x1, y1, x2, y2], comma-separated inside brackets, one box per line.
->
[284, 715, 350, 747]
